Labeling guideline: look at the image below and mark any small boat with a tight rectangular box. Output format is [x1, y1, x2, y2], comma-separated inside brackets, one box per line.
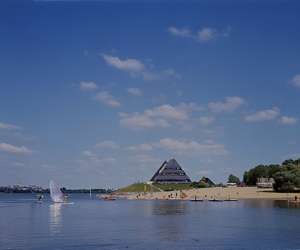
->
[209, 198, 224, 202]
[224, 199, 238, 201]
[190, 199, 204, 202]
[190, 196, 203, 202]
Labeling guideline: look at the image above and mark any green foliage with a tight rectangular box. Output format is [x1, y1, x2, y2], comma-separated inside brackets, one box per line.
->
[244, 158, 300, 192]
[228, 174, 240, 184]
[118, 181, 211, 193]
[190, 181, 208, 188]
[243, 164, 280, 185]
[118, 183, 161, 193]
[273, 163, 300, 192]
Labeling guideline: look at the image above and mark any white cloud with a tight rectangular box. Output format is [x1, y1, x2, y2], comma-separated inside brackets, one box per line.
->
[208, 96, 244, 113]
[102, 54, 145, 73]
[119, 112, 170, 129]
[0, 122, 21, 130]
[156, 138, 228, 156]
[127, 88, 143, 96]
[168, 26, 231, 42]
[119, 103, 201, 130]
[80, 81, 98, 91]
[95, 140, 119, 149]
[145, 104, 189, 120]
[198, 27, 217, 42]
[0, 142, 32, 154]
[82, 150, 116, 164]
[102, 54, 179, 81]
[244, 107, 280, 122]
[162, 68, 181, 79]
[291, 74, 300, 88]
[199, 116, 215, 126]
[168, 26, 191, 38]
[279, 116, 298, 125]
[95, 91, 121, 107]
[82, 150, 95, 157]
[127, 143, 153, 151]
[132, 154, 159, 164]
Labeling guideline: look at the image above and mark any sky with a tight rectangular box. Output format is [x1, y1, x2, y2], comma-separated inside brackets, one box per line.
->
[0, 0, 300, 188]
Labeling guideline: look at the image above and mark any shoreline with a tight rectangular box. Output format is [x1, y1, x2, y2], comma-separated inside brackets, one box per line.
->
[116, 187, 299, 201]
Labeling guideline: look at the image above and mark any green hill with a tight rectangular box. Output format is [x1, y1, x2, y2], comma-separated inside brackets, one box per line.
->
[117, 182, 197, 193]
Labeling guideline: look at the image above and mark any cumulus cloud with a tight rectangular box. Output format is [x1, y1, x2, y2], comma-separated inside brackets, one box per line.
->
[168, 26, 191, 38]
[119, 103, 201, 130]
[208, 97, 245, 113]
[145, 104, 189, 120]
[119, 112, 170, 129]
[156, 138, 228, 156]
[95, 140, 119, 149]
[82, 150, 116, 164]
[132, 154, 160, 164]
[127, 143, 153, 151]
[291, 74, 300, 88]
[168, 26, 231, 42]
[199, 116, 215, 126]
[80, 81, 98, 91]
[0, 122, 21, 130]
[102, 54, 145, 73]
[197, 27, 217, 41]
[95, 91, 121, 107]
[127, 138, 228, 156]
[0, 142, 32, 154]
[102, 54, 179, 81]
[162, 68, 182, 79]
[82, 150, 95, 157]
[127, 88, 143, 96]
[244, 107, 280, 122]
[279, 116, 298, 125]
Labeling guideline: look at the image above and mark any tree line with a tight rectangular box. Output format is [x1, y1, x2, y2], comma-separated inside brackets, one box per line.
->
[242, 158, 300, 192]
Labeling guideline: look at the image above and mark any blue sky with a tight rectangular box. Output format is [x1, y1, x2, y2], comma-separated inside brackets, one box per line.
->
[1, 0, 300, 188]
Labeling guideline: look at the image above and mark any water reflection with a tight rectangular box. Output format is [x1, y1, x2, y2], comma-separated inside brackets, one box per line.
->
[242, 199, 300, 209]
[273, 200, 300, 209]
[49, 203, 63, 234]
[148, 201, 188, 242]
[151, 201, 188, 216]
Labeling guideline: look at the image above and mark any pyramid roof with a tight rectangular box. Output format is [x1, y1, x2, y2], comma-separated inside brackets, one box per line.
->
[150, 158, 191, 183]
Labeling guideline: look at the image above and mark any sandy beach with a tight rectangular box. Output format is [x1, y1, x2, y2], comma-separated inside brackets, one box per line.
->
[120, 187, 298, 201]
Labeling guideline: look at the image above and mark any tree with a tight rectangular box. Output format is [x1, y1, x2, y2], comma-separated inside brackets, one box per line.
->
[243, 158, 300, 191]
[273, 161, 300, 192]
[243, 164, 280, 186]
[228, 174, 240, 184]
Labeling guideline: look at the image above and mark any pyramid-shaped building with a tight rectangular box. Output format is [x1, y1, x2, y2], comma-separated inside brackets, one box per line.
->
[150, 158, 191, 183]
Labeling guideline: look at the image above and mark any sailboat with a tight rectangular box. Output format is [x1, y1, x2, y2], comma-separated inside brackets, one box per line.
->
[49, 180, 65, 203]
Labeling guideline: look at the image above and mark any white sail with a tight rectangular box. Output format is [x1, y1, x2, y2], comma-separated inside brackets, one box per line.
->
[49, 180, 64, 203]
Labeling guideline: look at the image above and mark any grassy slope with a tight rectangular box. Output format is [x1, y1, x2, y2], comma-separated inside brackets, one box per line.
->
[117, 182, 194, 193]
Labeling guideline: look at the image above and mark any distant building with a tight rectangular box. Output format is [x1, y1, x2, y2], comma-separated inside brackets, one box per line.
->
[200, 177, 215, 187]
[256, 178, 275, 188]
[150, 159, 191, 183]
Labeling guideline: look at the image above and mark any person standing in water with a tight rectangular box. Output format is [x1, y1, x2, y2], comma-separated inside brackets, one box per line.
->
[37, 194, 44, 201]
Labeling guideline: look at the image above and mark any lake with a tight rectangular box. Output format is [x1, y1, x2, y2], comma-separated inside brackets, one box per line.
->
[1, 194, 300, 250]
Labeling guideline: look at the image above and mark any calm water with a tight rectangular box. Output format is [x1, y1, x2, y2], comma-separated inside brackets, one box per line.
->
[1, 194, 300, 250]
